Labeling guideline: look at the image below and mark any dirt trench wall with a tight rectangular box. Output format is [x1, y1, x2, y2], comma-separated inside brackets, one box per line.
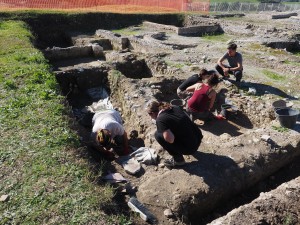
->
[208, 176, 300, 225]
[43, 46, 93, 61]
[0, 12, 185, 48]
[55, 66, 110, 95]
[137, 130, 300, 224]
[143, 21, 221, 36]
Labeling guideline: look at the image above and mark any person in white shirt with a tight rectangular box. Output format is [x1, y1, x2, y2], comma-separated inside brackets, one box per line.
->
[90, 109, 129, 158]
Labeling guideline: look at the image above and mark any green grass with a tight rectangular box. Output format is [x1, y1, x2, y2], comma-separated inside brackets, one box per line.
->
[112, 27, 141, 36]
[262, 69, 285, 81]
[290, 51, 300, 57]
[201, 33, 232, 43]
[165, 60, 185, 69]
[283, 60, 300, 66]
[272, 125, 289, 132]
[0, 20, 129, 225]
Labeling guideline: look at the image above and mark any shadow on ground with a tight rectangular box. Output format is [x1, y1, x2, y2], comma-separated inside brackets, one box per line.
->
[197, 111, 253, 136]
[237, 80, 297, 99]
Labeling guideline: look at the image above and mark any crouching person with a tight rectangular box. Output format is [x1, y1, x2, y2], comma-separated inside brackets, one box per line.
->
[147, 101, 203, 168]
[186, 72, 220, 122]
[90, 109, 129, 159]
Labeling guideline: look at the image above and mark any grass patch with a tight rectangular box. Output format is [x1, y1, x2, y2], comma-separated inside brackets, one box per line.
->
[201, 33, 231, 43]
[262, 69, 285, 81]
[165, 60, 185, 69]
[283, 60, 300, 66]
[272, 125, 289, 133]
[290, 51, 300, 57]
[0, 20, 129, 224]
[248, 43, 263, 51]
[112, 27, 141, 36]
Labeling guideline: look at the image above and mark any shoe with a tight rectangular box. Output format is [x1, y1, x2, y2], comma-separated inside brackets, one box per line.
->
[215, 114, 226, 120]
[164, 157, 186, 167]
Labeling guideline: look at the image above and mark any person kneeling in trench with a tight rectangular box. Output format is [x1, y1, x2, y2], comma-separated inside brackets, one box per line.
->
[186, 72, 220, 122]
[90, 109, 129, 160]
[147, 101, 203, 168]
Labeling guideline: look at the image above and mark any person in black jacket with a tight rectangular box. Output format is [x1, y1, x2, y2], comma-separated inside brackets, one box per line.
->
[147, 101, 203, 168]
[177, 68, 210, 99]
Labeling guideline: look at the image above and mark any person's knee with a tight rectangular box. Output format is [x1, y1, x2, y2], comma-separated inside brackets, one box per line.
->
[235, 71, 243, 81]
[215, 64, 224, 75]
[154, 131, 164, 143]
[177, 88, 185, 99]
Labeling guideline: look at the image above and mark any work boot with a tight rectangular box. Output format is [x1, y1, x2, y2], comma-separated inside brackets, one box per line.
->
[164, 157, 186, 168]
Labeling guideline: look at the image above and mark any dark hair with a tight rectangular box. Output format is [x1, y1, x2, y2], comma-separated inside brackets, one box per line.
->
[147, 101, 171, 113]
[198, 68, 208, 81]
[227, 43, 237, 50]
[207, 70, 217, 75]
[207, 74, 219, 87]
[96, 129, 111, 147]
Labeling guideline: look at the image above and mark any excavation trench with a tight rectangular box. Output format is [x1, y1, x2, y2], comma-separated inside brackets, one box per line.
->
[37, 17, 300, 224]
[50, 50, 300, 224]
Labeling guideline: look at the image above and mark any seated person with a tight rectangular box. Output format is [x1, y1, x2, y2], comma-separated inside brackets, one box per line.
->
[215, 42, 243, 82]
[90, 109, 129, 159]
[186, 73, 220, 121]
[177, 68, 211, 99]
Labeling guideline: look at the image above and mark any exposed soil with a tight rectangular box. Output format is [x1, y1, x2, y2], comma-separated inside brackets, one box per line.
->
[48, 11, 300, 225]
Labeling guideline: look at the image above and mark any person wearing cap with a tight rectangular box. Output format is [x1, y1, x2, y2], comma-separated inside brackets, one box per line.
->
[215, 42, 243, 82]
[147, 101, 202, 168]
[186, 73, 220, 121]
[177, 68, 211, 99]
[90, 109, 129, 159]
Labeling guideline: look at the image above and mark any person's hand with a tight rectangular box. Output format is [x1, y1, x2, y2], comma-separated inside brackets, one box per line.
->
[223, 68, 230, 77]
[130, 147, 158, 165]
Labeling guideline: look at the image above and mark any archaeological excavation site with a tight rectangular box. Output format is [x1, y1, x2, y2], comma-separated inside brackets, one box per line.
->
[27, 11, 300, 225]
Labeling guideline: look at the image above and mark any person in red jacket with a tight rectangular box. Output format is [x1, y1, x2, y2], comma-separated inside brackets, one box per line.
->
[186, 72, 220, 121]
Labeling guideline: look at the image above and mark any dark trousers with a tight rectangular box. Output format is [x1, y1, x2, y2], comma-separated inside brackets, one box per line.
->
[215, 64, 243, 82]
[154, 131, 200, 161]
[186, 107, 214, 121]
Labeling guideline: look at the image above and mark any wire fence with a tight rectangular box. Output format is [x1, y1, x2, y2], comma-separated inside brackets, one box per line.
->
[0, 0, 299, 13]
[209, 2, 300, 12]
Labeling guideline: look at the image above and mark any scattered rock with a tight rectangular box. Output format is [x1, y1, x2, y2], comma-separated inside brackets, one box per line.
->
[261, 135, 271, 142]
[164, 208, 174, 218]
[0, 195, 9, 202]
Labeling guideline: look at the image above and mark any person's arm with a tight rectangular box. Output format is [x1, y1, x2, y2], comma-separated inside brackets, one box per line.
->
[217, 54, 230, 76]
[229, 61, 243, 71]
[186, 83, 201, 92]
[217, 55, 226, 69]
[208, 90, 217, 111]
[122, 131, 129, 155]
[163, 129, 175, 143]
[186, 83, 196, 92]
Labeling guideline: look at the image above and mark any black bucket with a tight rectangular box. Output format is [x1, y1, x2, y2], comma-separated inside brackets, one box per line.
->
[272, 100, 293, 111]
[170, 99, 186, 109]
[221, 104, 232, 119]
[275, 108, 299, 128]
